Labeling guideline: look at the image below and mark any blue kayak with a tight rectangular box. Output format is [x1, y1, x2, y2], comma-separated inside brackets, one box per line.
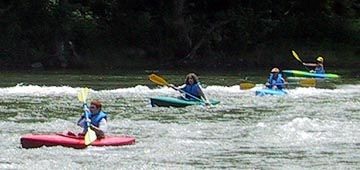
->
[282, 70, 340, 79]
[255, 89, 287, 96]
[150, 96, 220, 107]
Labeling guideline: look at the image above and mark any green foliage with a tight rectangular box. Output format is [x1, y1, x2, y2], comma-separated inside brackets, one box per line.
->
[0, 0, 358, 69]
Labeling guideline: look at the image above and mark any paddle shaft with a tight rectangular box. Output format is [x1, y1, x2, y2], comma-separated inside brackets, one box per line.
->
[78, 88, 97, 145]
[170, 85, 204, 103]
[149, 74, 207, 103]
[272, 81, 315, 85]
[243, 81, 314, 89]
[83, 105, 92, 129]
[79, 89, 92, 130]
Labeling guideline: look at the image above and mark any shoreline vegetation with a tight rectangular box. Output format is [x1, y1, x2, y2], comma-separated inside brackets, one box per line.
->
[0, 1, 358, 70]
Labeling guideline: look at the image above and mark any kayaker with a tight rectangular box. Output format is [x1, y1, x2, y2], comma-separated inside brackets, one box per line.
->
[77, 100, 107, 139]
[170, 73, 211, 105]
[265, 67, 286, 90]
[303, 56, 325, 74]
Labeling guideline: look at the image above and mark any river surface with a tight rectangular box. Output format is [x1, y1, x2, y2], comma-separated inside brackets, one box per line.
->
[0, 70, 359, 169]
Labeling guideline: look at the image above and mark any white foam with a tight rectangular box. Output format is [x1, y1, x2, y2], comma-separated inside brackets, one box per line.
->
[0, 83, 358, 99]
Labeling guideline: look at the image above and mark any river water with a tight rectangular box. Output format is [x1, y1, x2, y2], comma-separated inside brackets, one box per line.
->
[0, 70, 359, 169]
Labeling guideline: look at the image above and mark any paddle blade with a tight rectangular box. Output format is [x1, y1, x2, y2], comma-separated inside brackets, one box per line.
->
[299, 79, 316, 87]
[77, 88, 90, 103]
[292, 50, 303, 63]
[84, 128, 97, 145]
[149, 74, 169, 86]
[240, 83, 255, 90]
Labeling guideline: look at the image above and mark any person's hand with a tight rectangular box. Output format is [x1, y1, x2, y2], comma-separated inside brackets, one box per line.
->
[85, 118, 91, 123]
[265, 82, 270, 86]
[309, 70, 315, 73]
[83, 107, 90, 113]
[168, 84, 179, 90]
[67, 131, 76, 136]
[204, 100, 211, 106]
[302, 62, 306, 65]
[78, 132, 85, 136]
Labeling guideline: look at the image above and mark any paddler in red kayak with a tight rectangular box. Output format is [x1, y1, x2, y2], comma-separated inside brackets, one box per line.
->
[77, 100, 108, 139]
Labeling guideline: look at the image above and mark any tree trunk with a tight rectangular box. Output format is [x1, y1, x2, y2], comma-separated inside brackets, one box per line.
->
[184, 20, 232, 60]
[47, 0, 69, 68]
[172, 0, 191, 59]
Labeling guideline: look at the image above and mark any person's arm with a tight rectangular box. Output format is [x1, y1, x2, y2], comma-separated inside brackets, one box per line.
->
[90, 119, 107, 138]
[280, 77, 287, 88]
[198, 86, 210, 105]
[178, 84, 187, 90]
[169, 84, 180, 91]
[98, 118, 108, 132]
[77, 106, 90, 128]
[77, 117, 85, 127]
[265, 76, 272, 88]
[303, 62, 317, 67]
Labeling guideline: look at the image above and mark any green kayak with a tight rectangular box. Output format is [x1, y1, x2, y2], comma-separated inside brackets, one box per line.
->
[282, 70, 340, 79]
[150, 96, 220, 107]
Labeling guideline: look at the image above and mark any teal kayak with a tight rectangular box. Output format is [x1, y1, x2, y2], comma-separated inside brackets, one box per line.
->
[282, 70, 340, 79]
[255, 89, 287, 96]
[150, 96, 220, 107]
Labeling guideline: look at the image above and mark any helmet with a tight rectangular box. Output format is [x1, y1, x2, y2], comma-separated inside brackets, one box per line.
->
[316, 56, 324, 63]
[271, 67, 280, 73]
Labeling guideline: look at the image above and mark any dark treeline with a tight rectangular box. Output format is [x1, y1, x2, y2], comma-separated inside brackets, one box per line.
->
[0, 0, 359, 70]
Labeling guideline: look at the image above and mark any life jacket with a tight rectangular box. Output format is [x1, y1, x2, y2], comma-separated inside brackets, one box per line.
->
[181, 83, 201, 100]
[267, 73, 285, 89]
[315, 64, 325, 74]
[83, 110, 107, 130]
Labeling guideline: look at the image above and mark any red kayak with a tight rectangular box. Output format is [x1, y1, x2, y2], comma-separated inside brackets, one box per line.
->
[21, 132, 135, 149]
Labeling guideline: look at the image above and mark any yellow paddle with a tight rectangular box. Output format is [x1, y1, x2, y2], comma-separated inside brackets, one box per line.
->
[239, 82, 256, 90]
[292, 50, 311, 71]
[299, 78, 316, 87]
[77, 88, 97, 145]
[239, 79, 315, 89]
[149, 74, 171, 87]
[148, 74, 206, 103]
[292, 50, 303, 63]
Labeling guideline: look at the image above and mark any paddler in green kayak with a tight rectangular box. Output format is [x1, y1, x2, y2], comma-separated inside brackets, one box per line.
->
[77, 100, 108, 139]
[303, 56, 325, 74]
[170, 73, 211, 105]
